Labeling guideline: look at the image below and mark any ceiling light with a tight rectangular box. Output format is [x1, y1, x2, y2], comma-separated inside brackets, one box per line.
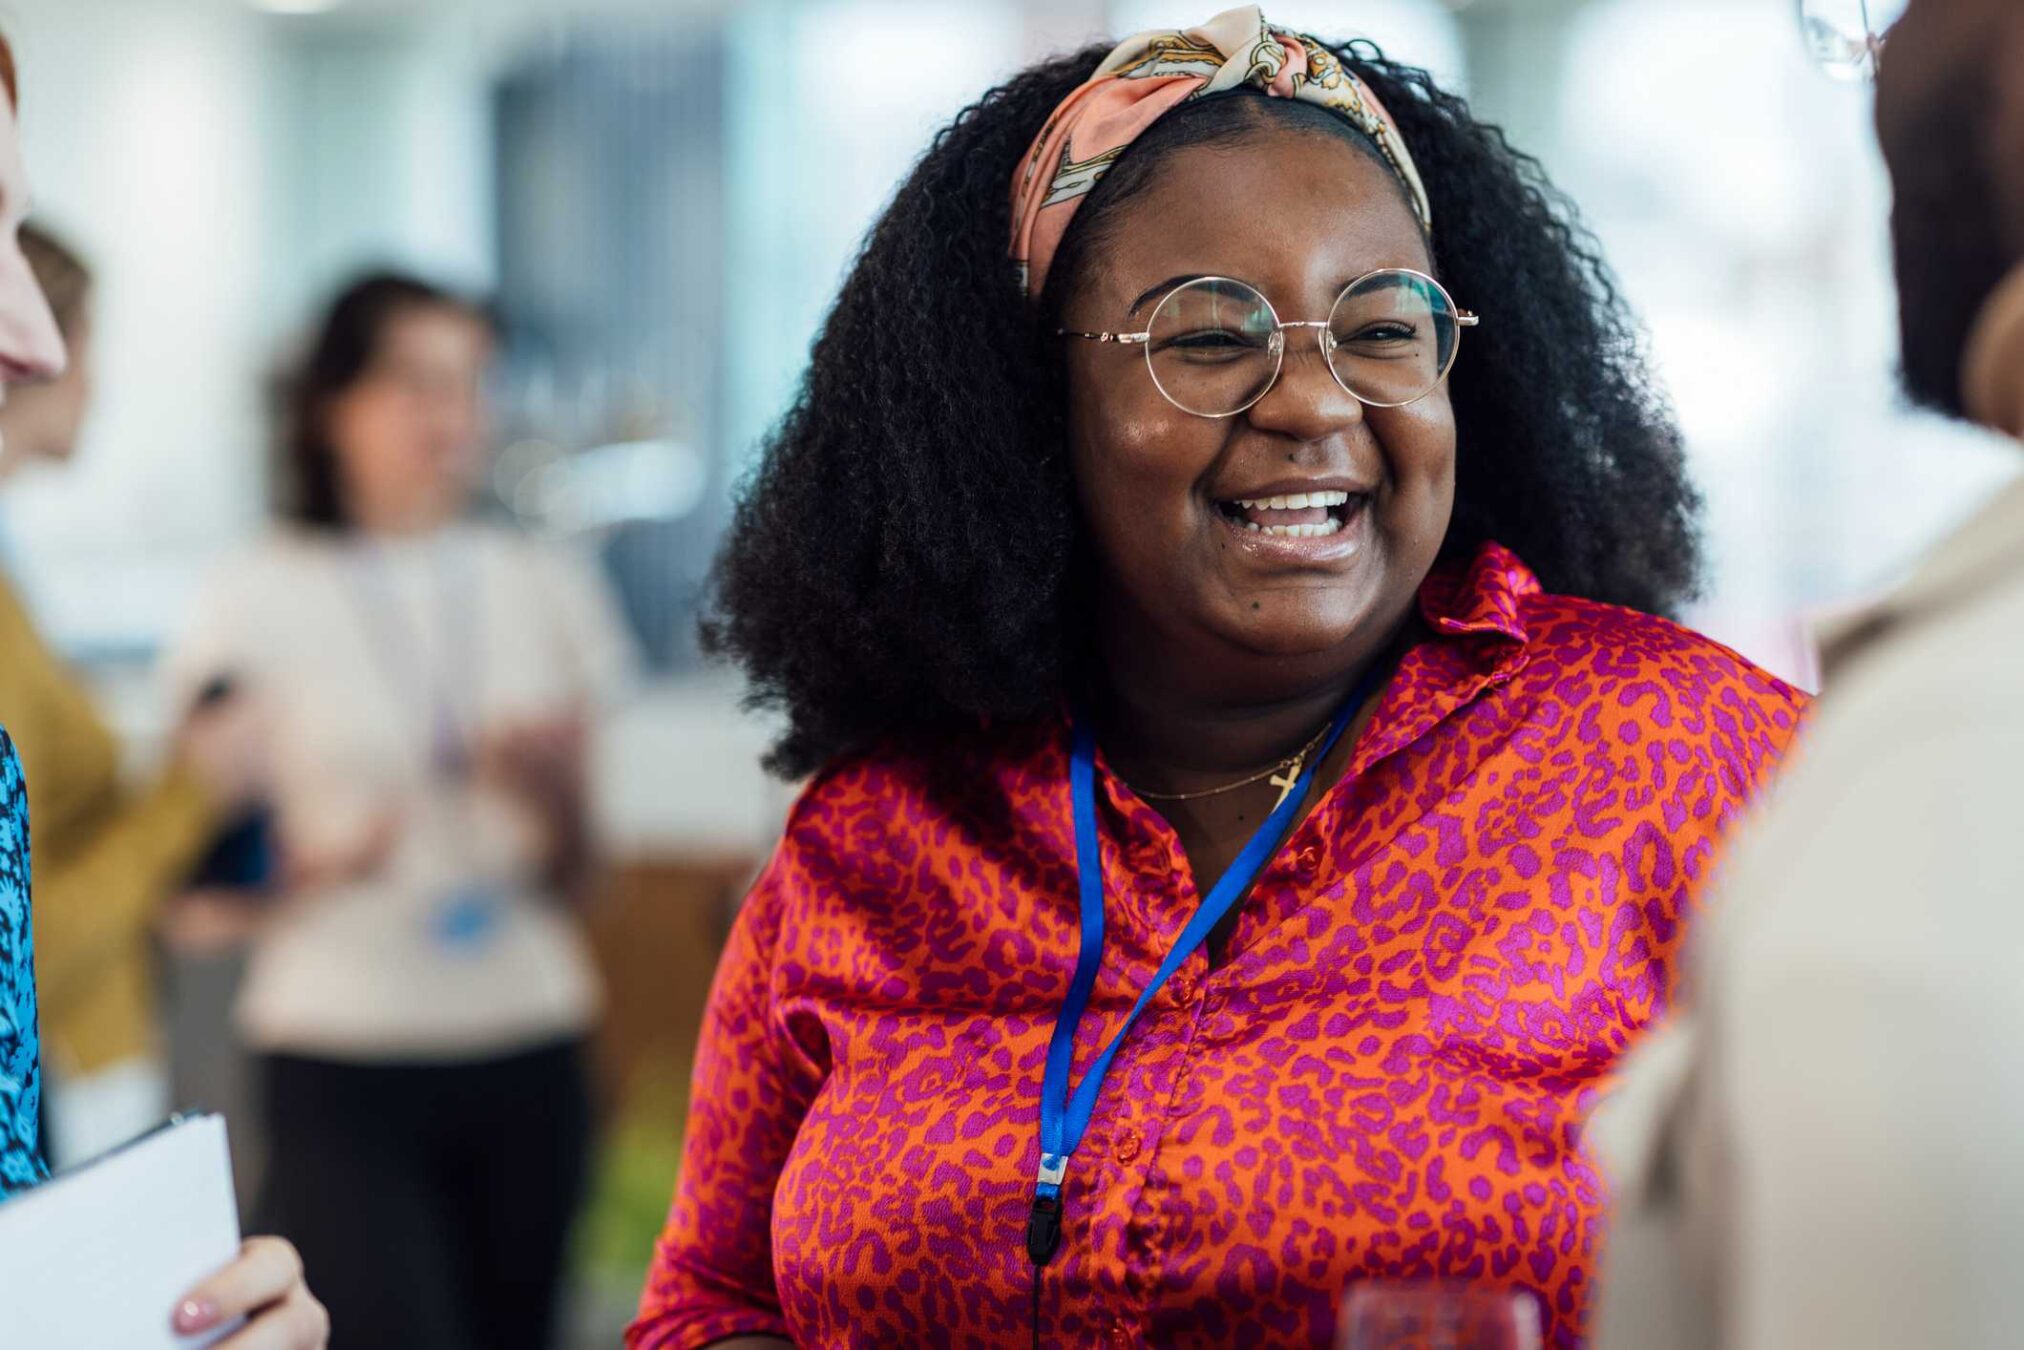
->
[252, 0, 344, 15]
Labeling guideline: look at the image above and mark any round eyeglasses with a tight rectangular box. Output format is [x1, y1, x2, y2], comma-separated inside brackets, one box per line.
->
[1797, 0, 1909, 81]
[1059, 270, 1480, 420]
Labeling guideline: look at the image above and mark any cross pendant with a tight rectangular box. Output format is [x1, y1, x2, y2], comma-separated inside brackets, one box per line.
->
[1269, 756, 1305, 810]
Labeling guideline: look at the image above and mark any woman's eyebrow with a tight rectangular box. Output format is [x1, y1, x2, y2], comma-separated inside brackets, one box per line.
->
[1127, 274, 1210, 317]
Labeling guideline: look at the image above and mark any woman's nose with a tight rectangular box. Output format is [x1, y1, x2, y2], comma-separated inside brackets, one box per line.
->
[1245, 330, 1364, 441]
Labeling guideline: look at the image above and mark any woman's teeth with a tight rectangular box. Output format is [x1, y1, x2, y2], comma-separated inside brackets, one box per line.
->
[1223, 490, 1356, 537]
[1229, 490, 1351, 512]
[1241, 519, 1343, 537]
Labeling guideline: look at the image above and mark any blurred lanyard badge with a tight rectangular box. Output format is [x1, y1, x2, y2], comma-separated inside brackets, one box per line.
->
[345, 538, 506, 956]
[1797, 0, 1910, 81]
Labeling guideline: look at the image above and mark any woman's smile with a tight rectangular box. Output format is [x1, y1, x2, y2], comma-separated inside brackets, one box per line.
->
[1210, 479, 1375, 564]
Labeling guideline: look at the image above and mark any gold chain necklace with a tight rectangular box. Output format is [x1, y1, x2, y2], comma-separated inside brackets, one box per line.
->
[1129, 716, 1336, 811]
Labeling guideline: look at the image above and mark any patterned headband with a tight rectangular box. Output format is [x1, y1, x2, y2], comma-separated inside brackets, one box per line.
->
[1008, 5, 1431, 302]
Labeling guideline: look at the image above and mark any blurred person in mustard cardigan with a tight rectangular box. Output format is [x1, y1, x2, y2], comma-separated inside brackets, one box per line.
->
[0, 224, 266, 1166]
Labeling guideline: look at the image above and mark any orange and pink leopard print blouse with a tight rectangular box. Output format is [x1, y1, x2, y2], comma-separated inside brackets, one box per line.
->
[630, 542, 1806, 1349]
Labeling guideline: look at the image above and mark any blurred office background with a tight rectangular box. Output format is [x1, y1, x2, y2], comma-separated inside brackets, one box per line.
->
[4, 0, 2015, 1342]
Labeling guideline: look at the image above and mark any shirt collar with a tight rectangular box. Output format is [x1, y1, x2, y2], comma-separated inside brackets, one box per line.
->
[1416, 540, 1537, 646]
[1338, 541, 1534, 780]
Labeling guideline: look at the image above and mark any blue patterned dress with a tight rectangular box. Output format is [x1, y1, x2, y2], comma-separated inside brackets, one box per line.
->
[0, 730, 42, 1196]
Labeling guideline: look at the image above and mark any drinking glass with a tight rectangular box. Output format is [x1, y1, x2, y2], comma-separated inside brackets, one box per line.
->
[1337, 1283, 1543, 1350]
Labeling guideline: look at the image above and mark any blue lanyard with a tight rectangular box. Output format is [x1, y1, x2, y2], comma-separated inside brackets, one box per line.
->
[1025, 667, 1383, 1266]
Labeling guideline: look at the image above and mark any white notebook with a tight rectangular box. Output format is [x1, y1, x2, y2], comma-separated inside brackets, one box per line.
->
[0, 1113, 243, 1348]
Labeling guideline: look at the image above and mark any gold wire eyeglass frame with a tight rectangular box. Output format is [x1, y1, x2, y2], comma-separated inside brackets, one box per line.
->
[1797, 0, 1904, 80]
[1058, 268, 1481, 419]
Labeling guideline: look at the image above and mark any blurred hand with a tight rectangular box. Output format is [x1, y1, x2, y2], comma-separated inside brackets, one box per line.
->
[475, 713, 591, 894]
[476, 714, 587, 801]
[171, 1236, 328, 1349]
[283, 808, 402, 892]
[176, 694, 270, 818]
[156, 888, 270, 956]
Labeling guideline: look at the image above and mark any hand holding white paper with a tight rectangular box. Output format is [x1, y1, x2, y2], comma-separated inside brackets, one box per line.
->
[0, 1114, 243, 1348]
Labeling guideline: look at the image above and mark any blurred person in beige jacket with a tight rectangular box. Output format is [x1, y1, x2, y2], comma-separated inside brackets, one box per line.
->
[1593, 1, 2024, 1347]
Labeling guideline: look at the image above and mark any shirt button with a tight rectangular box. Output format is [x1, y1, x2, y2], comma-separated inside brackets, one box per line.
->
[1109, 1318, 1135, 1347]
[1169, 972, 1198, 1006]
[1114, 1126, 1141, 1163]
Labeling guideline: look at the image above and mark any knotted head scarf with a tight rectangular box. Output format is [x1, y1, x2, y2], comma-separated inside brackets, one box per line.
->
[1009, 5, 1431, 301]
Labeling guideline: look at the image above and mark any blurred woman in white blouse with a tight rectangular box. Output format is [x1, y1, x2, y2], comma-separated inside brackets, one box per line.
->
[167, 272, 636, 1350]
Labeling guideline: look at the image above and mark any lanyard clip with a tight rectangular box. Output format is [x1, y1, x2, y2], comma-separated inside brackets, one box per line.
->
[1026, 1154, 1068, 1266]
[1026, 1194, 1063, 1266]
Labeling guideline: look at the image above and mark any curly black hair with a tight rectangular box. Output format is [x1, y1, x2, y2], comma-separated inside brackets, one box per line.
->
[705, 40, 1700, 779]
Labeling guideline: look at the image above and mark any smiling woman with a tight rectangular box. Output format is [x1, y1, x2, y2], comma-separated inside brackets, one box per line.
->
[709, 29, 1704, 784]
[633, 7, 1807, 1349]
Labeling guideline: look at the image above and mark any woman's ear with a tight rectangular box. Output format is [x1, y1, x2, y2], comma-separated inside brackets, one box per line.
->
[1962, 265, 2024, 436]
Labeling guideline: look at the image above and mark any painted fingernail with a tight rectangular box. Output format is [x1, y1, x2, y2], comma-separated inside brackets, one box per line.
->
[173, 1298, 218, 1332]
